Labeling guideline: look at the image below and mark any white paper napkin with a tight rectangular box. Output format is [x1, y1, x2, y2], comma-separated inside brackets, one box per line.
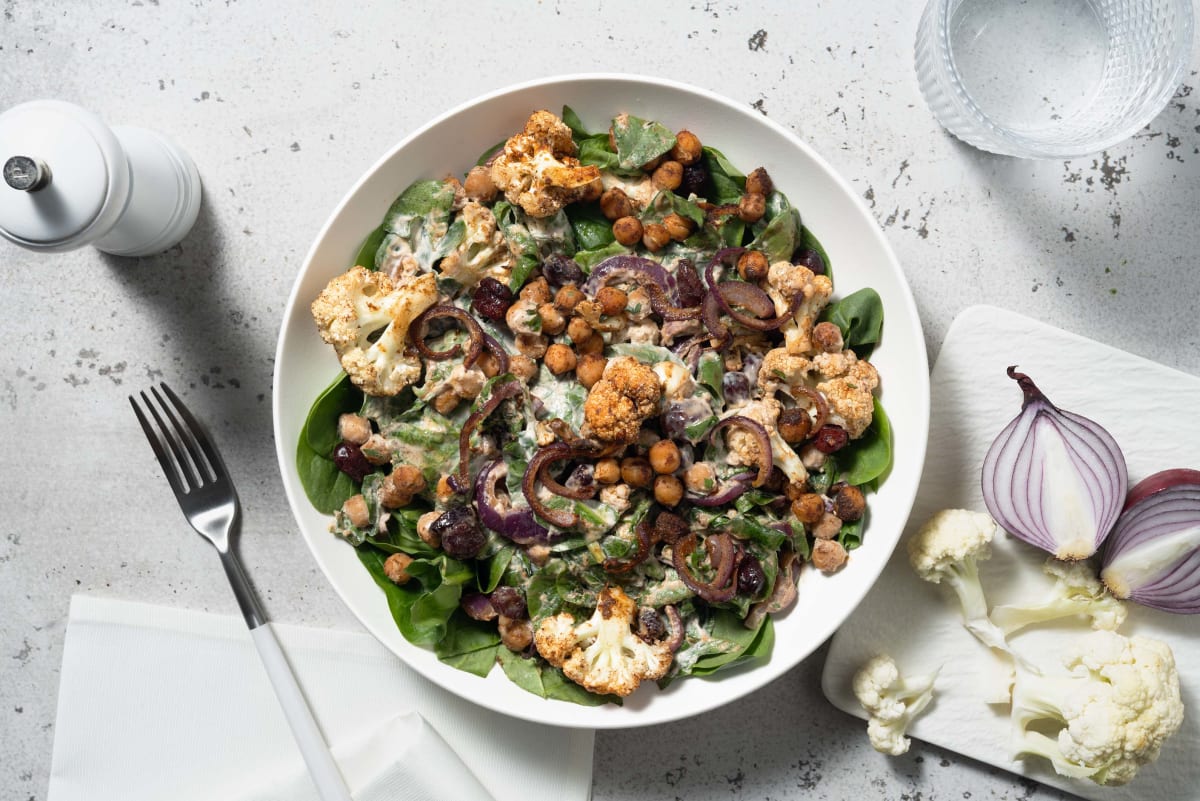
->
[48, 595, 594, 801]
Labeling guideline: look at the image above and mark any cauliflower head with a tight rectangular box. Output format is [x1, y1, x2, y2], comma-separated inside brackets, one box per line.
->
[1012, 630, 1184, 785]
[817, 359, 879, 439]
[853, 654, 939, 756]
[534, 586, 672, 697]
[766, 260, 833, 355]
[489, 110, 601, 218]
[992, 557, 1128, 636]
[310, 266, 438, 396]
[583, 357, 662, 443]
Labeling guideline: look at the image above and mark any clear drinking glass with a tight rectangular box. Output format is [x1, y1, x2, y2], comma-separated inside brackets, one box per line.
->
[915, 0, 1194, 158]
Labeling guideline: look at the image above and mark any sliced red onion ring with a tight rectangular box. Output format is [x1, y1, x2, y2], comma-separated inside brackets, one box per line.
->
[981, 367, 1127, 561]
[584, 255, 679, 303]
[662, 605, 684, 652]
[603, 519, 655, 574]
[1101, 470, 1200, 614]
[672, 531, 741, 603]
[522, 443, 579, 529]
[686, 471, 756, 507]
[701, 293, 732, 350]
[451, 380, 522, 494]
[480, 331, 510, 375]
[474, 460, 552, 545]
[411, 304, 485, 367]
[709, 416, 773, 487]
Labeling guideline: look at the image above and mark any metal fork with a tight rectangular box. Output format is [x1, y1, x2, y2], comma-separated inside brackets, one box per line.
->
[130, 383, 353, 801]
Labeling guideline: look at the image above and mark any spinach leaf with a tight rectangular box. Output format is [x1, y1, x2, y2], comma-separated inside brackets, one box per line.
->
[611, 113, 676, 171]
[474, 140, 505, 167]
[296, 373, 363, 514]
[382, 180, 453, 231]
[839, 398, 892, 488]
[799, 224, 834, 281]
[573, 240, 630, 272]
[354, 225, 387, 271]
[578, 134, 637, 176]
[481, 546, 515, 593]
[435, 612, 501, 677]
[748, 206, 800, 264]
[566, 203, 617, 250]
[692, 614, 775, 676]
[493, 201, 541, 291]
[838, 515, 864, 552]
[696, 351, 724, 403]
[702, 146, 745, 205]
[641, 190, 705, 229]
[561, 105, 591, 139]
[808, 456, 839, 495]
[497, 650, 622, 706]
[820, 287, 883, 359]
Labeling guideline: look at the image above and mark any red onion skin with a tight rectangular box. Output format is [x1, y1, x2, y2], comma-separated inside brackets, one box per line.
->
[980, 367, 1127, 561]
[1101, 485, 1200, 613]
[1124, 469, 1200, 511]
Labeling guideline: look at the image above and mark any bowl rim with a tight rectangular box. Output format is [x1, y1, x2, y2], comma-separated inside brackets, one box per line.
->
[273, 72, 931, 728]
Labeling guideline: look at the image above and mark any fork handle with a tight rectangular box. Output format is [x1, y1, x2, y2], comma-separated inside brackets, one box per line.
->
[219, 551, 353, 801]
[250, 623, 354, 801]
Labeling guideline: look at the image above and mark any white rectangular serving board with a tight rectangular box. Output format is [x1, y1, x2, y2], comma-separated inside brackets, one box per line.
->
[822, 304, 1200, 801]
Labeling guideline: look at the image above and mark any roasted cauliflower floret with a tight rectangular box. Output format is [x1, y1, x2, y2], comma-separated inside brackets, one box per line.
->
[812, 348, 858, 380]
[489, 110, 601, 218]
[652, 361, 695, 402]
[310, 267, 438, 396]
[583, 357, 662, 443]
[817, 359, 879, 438]
[766, 261, 833, 355]
[437, 201, 512, 287]
[757, 347, 812, 394]
[534, 586, 672, 697]
[720, 400, 809, 485]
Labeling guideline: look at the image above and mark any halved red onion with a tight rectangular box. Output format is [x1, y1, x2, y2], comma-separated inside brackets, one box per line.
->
[709, 416, 773, 487]
[980, 367, 1127, 561]
[1101, 471, 1200, 614]
[474, 460, 552, 545]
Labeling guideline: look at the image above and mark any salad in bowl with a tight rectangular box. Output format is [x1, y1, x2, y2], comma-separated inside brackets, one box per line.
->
[296, 105, 891, 704]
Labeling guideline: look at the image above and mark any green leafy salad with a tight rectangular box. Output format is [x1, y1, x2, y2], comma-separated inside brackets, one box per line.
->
[298, 107, 891, 704]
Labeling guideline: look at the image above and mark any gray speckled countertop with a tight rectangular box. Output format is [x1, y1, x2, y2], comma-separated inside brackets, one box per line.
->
[2, 2, 1197, 800]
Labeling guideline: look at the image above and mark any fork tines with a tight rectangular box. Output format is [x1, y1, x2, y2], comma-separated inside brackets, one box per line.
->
[129, 383, 225, 494]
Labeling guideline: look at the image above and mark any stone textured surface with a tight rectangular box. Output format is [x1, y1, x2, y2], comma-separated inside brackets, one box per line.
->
[1, 2, 1197, 800]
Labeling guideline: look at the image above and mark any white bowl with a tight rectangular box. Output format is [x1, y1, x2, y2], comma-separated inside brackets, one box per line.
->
[273, 74, 930, 729]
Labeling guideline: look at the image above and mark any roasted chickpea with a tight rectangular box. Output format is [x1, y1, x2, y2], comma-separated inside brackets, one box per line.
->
[519, 277, 551, 304]
[432, 391, 460, 415]
[652, 160, 683, 191]
[526, 544, 551, 567]
[653, 474, 684, 507]
[791, 493, 824, 525]
[737, 249, 769, 282]
[337, 413, 371, 445]
[379, 465, 425, 508]
[620, 456, 654, 488]
[738, 192, 767, 223]
[342, 494, 369, 528]
[812, 511, 843, 540]
[777, 407, 813, 444]
[744, 167, 774, 197]
[663, 213, 694, 242]
[612, 216, 644, 246]
[508, 354, 538, 382]
[642, 223, 670, 252]
[812, 321, 844, 353]
[476, 350, 501, 378]
[594, 458, 621, 484]
[580, 177, 604, 202]
[544, 343, 577, 376]
[360, 433, 392, 465]
[537, 303, 566, 336]
[383, 552, 414, 585]
[834, 485, 866, 522]
[554, 284, 584, 313]
[576, 353, 608, 388]
[417, 510, 442, 548]
[577, 333, 605, 355]
[463, 165, 498, 202]
[596, 286, 628, 317]
[784, 481, 808, 502]
[498, 615, 534, 651]
[567, 316, 593, 345]
[670, 130, 703, 165]
[514, 333, 548, 360]
[648, 440, 682, 474]
[435, 475, 455, 503]
[600, 187, 634, 221]
[684, 462, 717, 495]
[811, 538, 848, 573]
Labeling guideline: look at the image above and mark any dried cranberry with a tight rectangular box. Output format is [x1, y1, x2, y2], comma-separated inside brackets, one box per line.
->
[542, 254, 585, 287]
[737, 554, 765, 595]
[333, 441, 372, 481]
[792, 247, 826, 276]
[471, 278, 514, 322]
[489, 586, 527, 619]
[680, 163, 708, 196]
[813, 425, 849, 454]
[675, 260, 705, 307]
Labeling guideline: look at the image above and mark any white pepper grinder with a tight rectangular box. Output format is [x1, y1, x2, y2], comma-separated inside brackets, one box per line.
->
[0, 100, 201, 257]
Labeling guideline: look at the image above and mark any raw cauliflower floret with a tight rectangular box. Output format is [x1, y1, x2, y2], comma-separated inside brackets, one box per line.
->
[1011, 630, 1184, 786]
[757, 347, 812, 394]
[583, 357, 662, 443]
[817, 359, 879, 439]
[489, 110, 601, 218]
[437, 201, 512, 287]
[766, 260, 833, 355]
[853, 654, 939, 756]
[310, 267, 438, 396]
[534, 586, 672, 697]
